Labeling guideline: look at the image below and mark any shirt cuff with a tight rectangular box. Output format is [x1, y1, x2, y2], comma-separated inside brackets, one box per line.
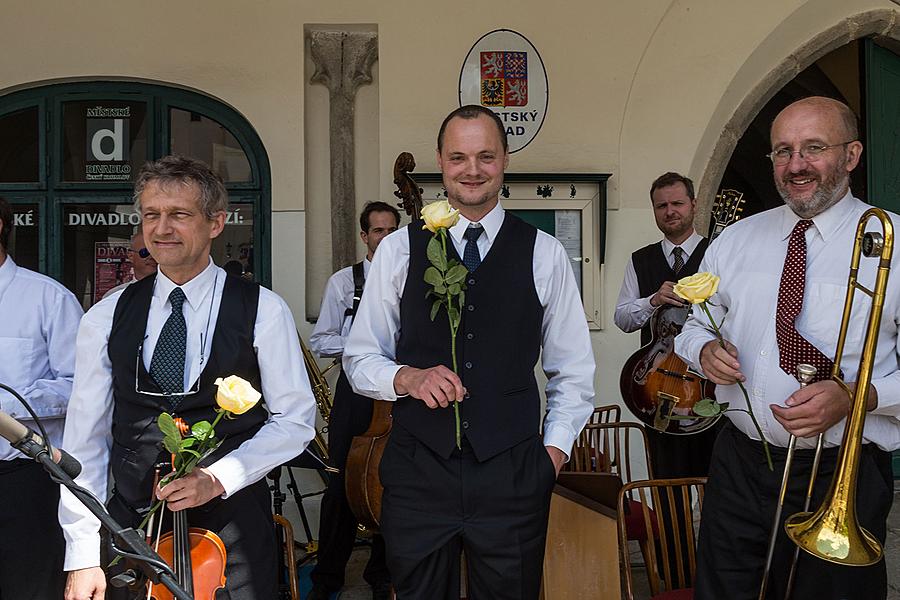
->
[381, 364, 405, 401]
[206, 456, 247, 498]
[869, 376, 900, 418]
[542, 422, 577, 462]
[63, 535, 102, 571]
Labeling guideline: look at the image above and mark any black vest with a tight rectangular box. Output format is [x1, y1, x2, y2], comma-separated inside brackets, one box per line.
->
[395, 213, 544, 461]
[107, 274, 267, 508]
[632, 238, 708, 346]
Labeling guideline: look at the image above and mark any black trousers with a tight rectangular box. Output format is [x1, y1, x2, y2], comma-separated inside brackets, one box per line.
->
[311, 371, 389, 590]
[379, 425, 557, 600]
[0, 459, 66, 600]
[107, 478, 277, 600]
[695, 422, 894, 600]
[645, 421, 719, 582]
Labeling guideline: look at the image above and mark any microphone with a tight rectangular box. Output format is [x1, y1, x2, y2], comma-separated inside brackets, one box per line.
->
[0, 410, 82, 478]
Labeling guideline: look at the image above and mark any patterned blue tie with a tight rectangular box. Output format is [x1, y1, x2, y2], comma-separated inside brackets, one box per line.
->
[149, 287, 187, 400]
[463, 225, 484, 272]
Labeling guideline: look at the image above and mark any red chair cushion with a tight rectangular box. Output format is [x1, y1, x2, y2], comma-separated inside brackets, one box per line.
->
[651, 587, 693, 600]
[624, 498, 659, 542]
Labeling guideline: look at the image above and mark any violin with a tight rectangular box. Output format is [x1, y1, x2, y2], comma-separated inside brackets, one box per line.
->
[147, 418, 227, 600]
[344, 152, 423, 529]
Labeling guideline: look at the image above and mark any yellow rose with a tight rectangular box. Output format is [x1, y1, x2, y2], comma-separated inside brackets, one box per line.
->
[673, 272, 720, 304]
[421, 200, 460, 233]
[214, 375, 261, 415]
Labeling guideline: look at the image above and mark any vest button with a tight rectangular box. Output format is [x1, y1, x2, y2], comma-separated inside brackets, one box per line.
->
[468, 278, 476, 285]
[467, 304, 474, 312]
[466, 332, 474, 340]
[465, 361, 472, 369]
[462, 420, 469, 429]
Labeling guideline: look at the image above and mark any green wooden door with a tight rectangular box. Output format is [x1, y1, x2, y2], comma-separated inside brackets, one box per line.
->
[865, 39, 900, 477]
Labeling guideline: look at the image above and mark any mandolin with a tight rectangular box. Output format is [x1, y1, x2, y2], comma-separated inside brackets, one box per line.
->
[620, 189, 744, 434]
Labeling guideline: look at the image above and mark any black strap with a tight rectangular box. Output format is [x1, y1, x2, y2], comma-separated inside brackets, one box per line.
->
[343, 261, 366, 322]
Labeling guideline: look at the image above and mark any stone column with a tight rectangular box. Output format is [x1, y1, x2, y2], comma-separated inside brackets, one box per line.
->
[309, 30, 378, 271]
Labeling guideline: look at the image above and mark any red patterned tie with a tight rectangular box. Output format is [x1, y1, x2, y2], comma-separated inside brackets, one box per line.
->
[775, 220, 836, 382]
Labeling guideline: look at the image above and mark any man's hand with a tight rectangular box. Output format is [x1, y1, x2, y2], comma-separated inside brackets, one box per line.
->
[699, 339, 745, 385]
[64, 567, 106, 600]
[771, 380, 876, 438]
[156, 467, 225, 511]
[394, 365, 465, 408]
[545, 445, 566, 477]
[650, 281, 687, 308]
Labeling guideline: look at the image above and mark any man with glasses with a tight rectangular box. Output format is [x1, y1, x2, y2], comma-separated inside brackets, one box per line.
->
[0, 197, 83, 600]
[102, 225, 158, 299]
[59, 156, 317, 600]
[676, 96, 898, 599]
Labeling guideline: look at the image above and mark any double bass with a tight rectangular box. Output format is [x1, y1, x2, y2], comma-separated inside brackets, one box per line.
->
[343, 152, 423, 530]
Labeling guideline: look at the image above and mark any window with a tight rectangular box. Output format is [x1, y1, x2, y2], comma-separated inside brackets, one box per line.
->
[0, 82, 270, 309]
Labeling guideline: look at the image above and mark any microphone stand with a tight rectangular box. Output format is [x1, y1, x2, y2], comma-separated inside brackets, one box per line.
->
[1, 384, 193, 600]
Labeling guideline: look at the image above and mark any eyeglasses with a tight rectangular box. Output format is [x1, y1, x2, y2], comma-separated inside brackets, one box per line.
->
[134, 338, 201, 399]
[766, 141, 855, 166]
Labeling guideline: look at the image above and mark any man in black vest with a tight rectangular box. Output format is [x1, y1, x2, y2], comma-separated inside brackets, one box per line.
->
[614, 171, 717, 478]
[59, 156, 318, 600]
[308, 201, 399, 600]
[343, 106, 596, 599]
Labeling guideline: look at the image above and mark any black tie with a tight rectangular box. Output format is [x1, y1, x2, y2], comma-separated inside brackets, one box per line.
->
[463, 226, 484, 272]
[672, 246, 685, 275]
[149, 287, 188, 400]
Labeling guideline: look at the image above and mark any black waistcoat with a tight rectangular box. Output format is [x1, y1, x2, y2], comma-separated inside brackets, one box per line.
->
[632, 238, 708, 346]
[395, 213, 544, 461]
[107, 274, 267, 508]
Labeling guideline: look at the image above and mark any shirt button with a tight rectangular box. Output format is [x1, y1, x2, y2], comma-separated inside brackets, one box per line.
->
[760, 350, 768, 356]
[465, 361, 473, 369]
[468, 278, 476, 286]
[466, 332, 474, 340]
[462, 421, 469, 429]
[467, 305, 475, 312]
[753, 388, 762, 396]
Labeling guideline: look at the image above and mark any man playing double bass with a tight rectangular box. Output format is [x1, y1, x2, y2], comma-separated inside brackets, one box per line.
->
[614, 171, 718, 479]
[308, 201, 398, 600]
[343, 105, 595, 599]
[59, 155, 317, 600]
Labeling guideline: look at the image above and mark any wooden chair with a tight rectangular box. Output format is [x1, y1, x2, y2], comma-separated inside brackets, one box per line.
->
[589, 403, 621, 424]
[617, 477, 707, 600]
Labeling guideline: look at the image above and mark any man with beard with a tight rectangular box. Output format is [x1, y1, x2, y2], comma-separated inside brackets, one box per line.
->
[343, 105, 595, 599]
[615, 172, 717, 477]
[676, 96, 898, 599]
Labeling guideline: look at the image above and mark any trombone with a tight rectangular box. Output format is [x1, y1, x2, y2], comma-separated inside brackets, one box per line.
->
[759, 208, 891, 599]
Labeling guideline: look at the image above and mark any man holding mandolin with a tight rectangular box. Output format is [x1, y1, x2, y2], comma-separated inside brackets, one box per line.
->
[59, 156, 317, 600]
[615, 171, 719, 479]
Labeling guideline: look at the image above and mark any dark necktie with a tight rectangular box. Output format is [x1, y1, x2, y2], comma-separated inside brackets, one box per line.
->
[463, 225, 484, 272]
[672, 246, 685, 275]
[775, 220, 835, 382]
[149, 287, 188, 397]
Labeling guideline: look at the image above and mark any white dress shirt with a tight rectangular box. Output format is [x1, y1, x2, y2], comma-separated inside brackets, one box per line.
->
[676, 193, 900, 451]
[342, 202, 596, 456]
[58, 259, 317, 570]
[614, 230, 704, 333]
[309, 259, 371, 358]
[0, 257, 83, 461]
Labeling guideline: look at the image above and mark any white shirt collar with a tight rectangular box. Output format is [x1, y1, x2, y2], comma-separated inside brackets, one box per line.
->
[660, 230, 703, 258]
[780, 190, 855, 242]
[448, 201, 505, 246]
[154, 258, 219, 311]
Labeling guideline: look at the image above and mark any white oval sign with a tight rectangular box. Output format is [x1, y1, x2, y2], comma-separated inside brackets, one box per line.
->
[458, 29, 548, 153]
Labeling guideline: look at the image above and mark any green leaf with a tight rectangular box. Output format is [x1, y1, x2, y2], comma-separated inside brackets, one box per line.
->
[448, 283, 461, 296]
[448, 306, 460, 326]
[693, 399, 724, 417]
[179, 437, 196, 449]
[445, 264, 468, 285]
[426, 236, 447, 272]
[424, 266, 443, 287]
[191, 421, 213, 439]
[430, 299, 442, 321]
[434, 283, 446, 295]
[181, 449, 201, 459]
[158, 413, 180, 440]
[458, 290, 465, 308]
[163, 437, 180, 454]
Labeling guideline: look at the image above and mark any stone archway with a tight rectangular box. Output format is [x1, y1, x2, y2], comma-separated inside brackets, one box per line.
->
[693, 8, 900, 234]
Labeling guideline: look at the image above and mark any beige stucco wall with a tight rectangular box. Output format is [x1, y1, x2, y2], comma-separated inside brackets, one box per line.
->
[1, 0, 897, 413]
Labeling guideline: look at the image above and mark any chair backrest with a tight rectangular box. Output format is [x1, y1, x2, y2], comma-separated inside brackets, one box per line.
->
[617, 477, 707, 599]
[589, 404, 621, 424]
[567, 422, 652, 482]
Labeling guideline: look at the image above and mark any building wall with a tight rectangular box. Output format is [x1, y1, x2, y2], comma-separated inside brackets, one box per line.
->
[1, 0, 896, 415]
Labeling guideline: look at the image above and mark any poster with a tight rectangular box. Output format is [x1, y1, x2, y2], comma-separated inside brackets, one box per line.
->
[93, 241, 132, 303]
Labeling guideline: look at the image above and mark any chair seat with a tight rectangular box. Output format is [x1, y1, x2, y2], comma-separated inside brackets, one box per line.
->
[651, 587, 693, 600]
[624, 498, 659, 542]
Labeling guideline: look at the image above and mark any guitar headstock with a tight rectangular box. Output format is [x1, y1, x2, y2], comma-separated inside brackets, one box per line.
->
[710, 189, 745, 239]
